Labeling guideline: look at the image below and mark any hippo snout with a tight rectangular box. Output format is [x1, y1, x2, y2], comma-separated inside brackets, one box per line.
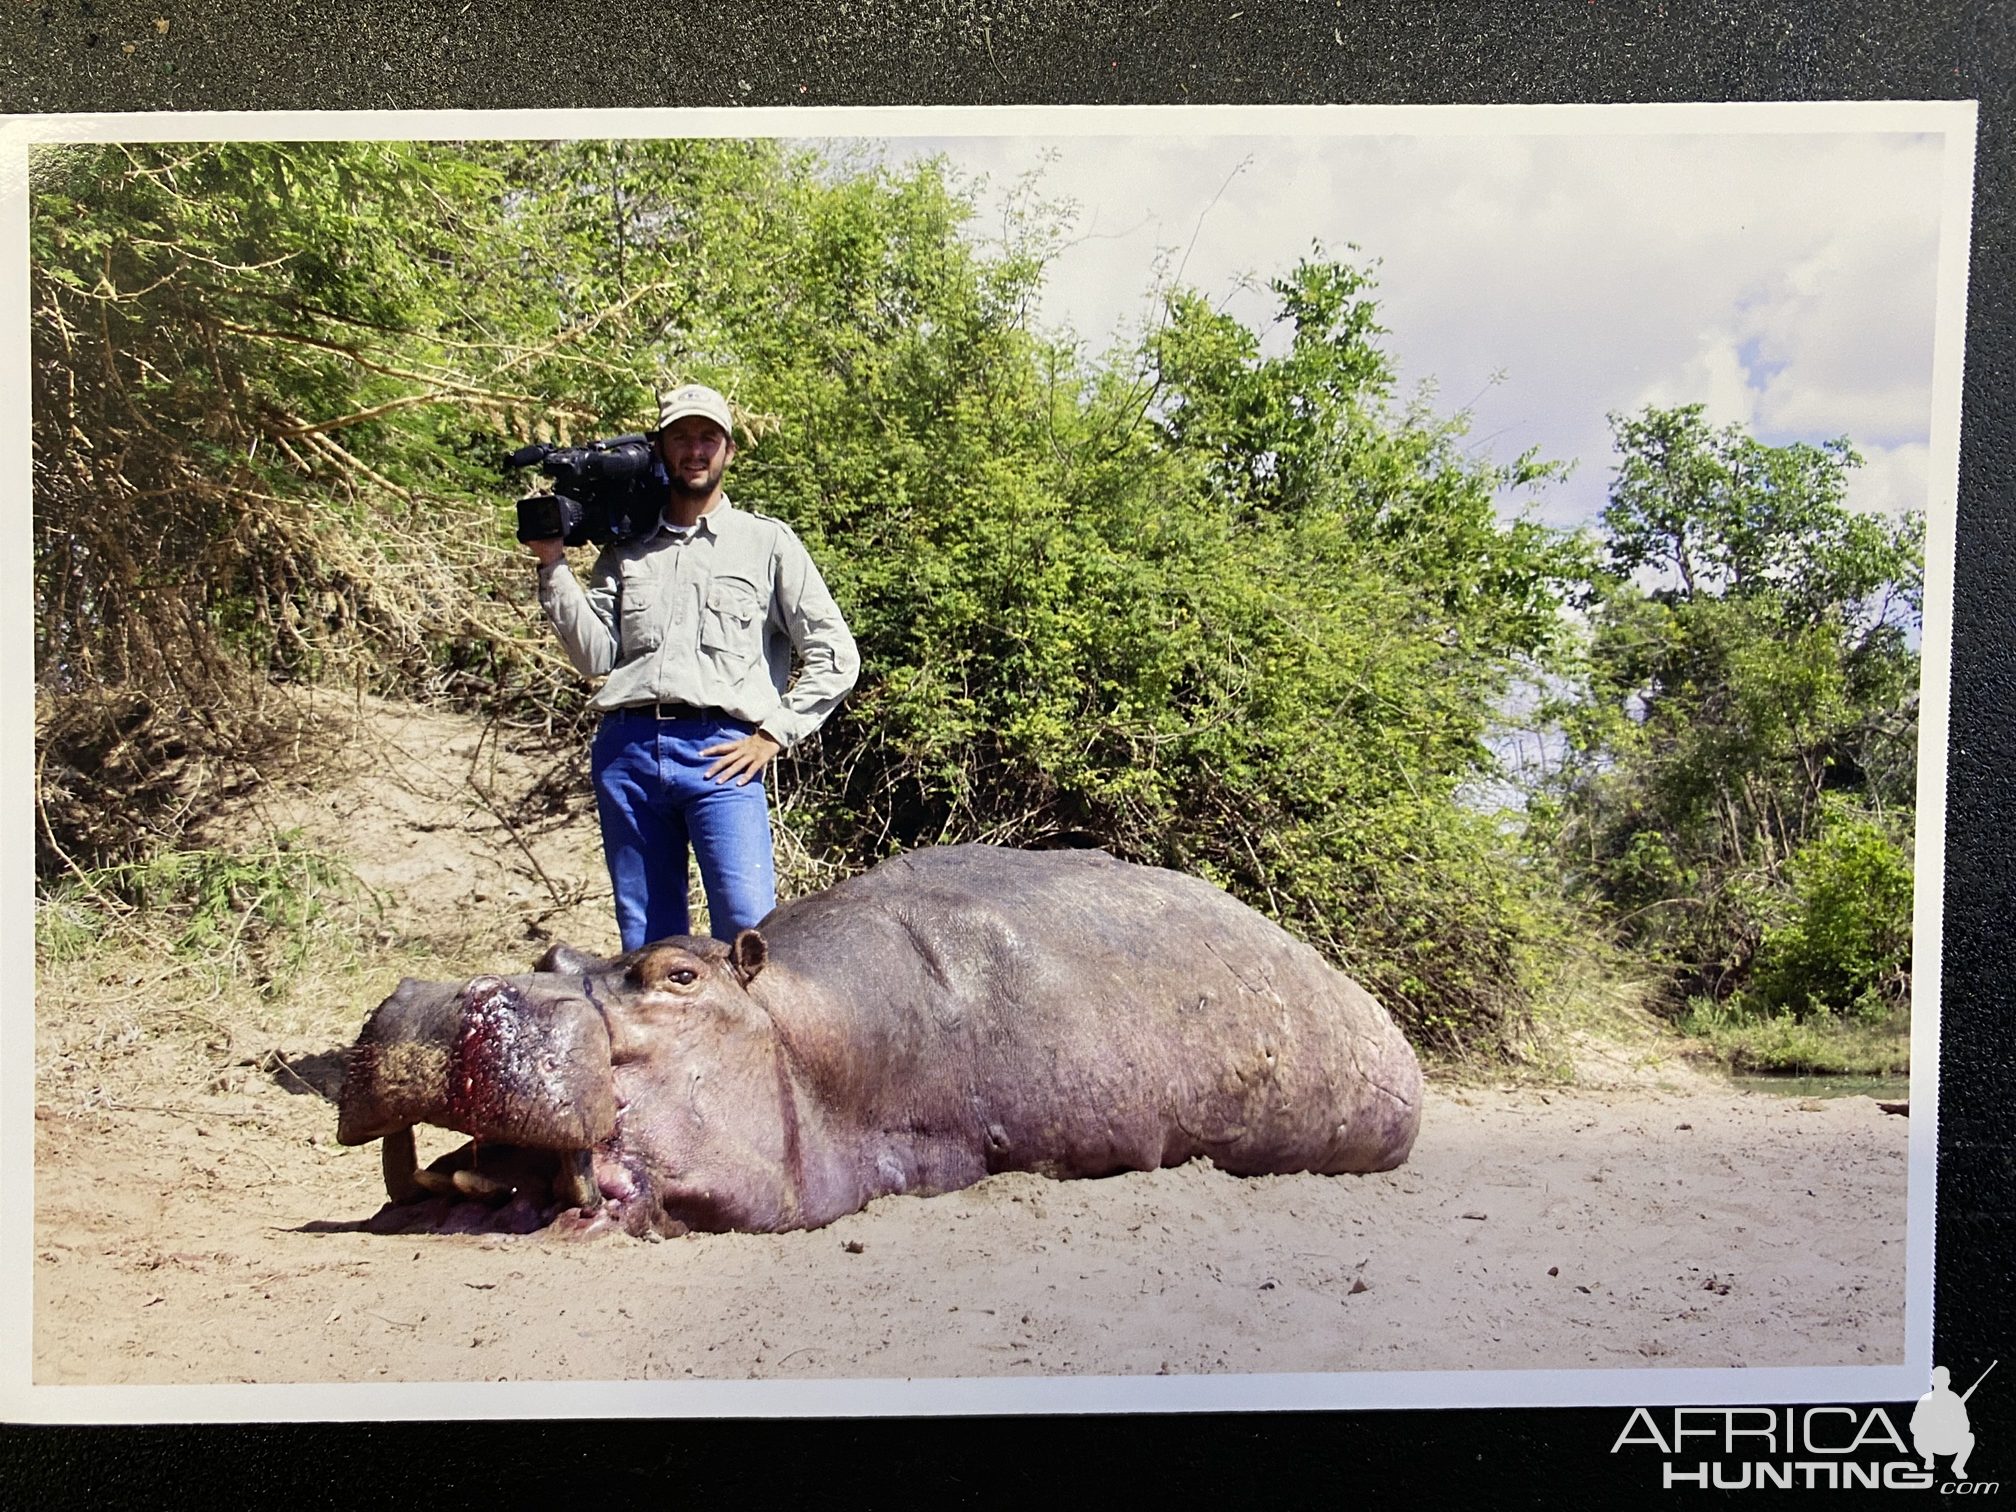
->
[337, 971, 620, 1204]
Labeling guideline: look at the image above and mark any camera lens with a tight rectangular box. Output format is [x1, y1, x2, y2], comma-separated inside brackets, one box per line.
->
[515, 495, 566, 542]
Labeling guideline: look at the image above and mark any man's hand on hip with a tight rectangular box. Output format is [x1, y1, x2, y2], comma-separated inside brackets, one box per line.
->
[702, 730, 783, 786]
[528, 538, 565, 567]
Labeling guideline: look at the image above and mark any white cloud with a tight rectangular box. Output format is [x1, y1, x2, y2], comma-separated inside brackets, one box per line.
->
[1844, 441, 1931, 519]
[1657, 332, 1765, 432]
[886, 128, 1947, 528]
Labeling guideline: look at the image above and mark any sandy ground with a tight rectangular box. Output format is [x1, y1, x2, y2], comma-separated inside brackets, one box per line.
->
[32, 699, 1909, 1385]
[32, 1076, 1906, 1384]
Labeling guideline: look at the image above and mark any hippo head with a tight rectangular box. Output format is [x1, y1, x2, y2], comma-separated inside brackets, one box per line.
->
[336, 930, 797, 1237]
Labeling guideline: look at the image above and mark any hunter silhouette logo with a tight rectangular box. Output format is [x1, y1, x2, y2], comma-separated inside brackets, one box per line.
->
[1913, 1361, 1994, 1481]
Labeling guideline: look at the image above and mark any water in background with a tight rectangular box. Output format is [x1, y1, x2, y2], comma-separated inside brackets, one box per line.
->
[1728, 1072, 1910, 1101]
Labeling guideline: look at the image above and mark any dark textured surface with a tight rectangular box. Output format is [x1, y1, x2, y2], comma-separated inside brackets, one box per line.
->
[0, 0, 1992, 113]
[3, 2, 2011, 1507]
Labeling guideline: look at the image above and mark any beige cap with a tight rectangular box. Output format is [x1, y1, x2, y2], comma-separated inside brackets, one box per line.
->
[657, 383, 735, 439]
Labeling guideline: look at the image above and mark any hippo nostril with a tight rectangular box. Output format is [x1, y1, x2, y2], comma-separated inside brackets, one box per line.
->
[461, 976, 517, 1021]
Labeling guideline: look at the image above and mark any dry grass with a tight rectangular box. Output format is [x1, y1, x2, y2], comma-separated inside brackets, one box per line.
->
[34, 888, 612, 1125]
[38, 887, 372, 1116]
[1486, 943, 1715, 1091]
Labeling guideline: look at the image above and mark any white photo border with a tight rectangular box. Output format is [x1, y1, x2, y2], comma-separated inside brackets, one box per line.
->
[0, 98, 1977, 1423]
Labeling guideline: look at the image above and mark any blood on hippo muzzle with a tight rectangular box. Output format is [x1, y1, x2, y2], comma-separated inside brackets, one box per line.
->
[336, 970, 619, 1220]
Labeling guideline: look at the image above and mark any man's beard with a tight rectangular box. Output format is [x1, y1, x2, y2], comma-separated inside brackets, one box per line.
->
[667, 461, 725, 503]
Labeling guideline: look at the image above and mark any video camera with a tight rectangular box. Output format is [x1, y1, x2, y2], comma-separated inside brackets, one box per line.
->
[507, 434, 664, 548]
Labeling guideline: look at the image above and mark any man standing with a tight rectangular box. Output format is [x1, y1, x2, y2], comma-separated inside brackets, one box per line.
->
[529, 384, 859, 951]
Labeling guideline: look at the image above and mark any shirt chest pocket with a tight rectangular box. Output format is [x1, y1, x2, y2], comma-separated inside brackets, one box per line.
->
[700, 577, 766, 665]
[617, 564, 663, 657]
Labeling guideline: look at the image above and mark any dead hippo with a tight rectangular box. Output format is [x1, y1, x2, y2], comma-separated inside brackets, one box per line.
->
[336, 844, 1422, 1237]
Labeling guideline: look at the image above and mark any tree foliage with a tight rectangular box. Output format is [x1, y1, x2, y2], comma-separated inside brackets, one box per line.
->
[1549, 404, 1921, 1017]
[32, 142, 577, 868]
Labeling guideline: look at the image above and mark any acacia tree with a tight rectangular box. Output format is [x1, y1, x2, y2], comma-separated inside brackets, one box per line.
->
[1551, 403, 1921, 1014]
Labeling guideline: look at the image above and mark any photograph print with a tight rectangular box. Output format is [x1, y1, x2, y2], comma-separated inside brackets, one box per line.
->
[16, 104, 1969, 1411]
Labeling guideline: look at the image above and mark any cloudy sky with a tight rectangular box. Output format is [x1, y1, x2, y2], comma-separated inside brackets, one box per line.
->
[882, 129, 1948, 529]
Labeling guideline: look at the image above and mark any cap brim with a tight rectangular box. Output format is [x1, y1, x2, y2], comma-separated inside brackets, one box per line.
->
[657, 409, 734, 434]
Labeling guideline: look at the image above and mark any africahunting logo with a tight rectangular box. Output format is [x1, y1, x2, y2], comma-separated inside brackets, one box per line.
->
[1611, 1363, 1997, 1492]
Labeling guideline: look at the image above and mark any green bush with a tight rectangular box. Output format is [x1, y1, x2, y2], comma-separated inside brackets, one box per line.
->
[1749, 802, 1913, 1017]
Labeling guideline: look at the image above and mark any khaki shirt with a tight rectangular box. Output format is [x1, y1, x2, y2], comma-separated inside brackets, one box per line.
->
[537, 497, 860, 750]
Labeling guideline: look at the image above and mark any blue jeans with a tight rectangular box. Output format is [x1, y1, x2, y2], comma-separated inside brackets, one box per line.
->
[590, 712, 777, 951]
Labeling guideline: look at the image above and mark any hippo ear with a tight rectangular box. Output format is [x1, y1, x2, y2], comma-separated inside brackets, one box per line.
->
[730, 928, 768, 987]
[535, 942, 610, 976]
